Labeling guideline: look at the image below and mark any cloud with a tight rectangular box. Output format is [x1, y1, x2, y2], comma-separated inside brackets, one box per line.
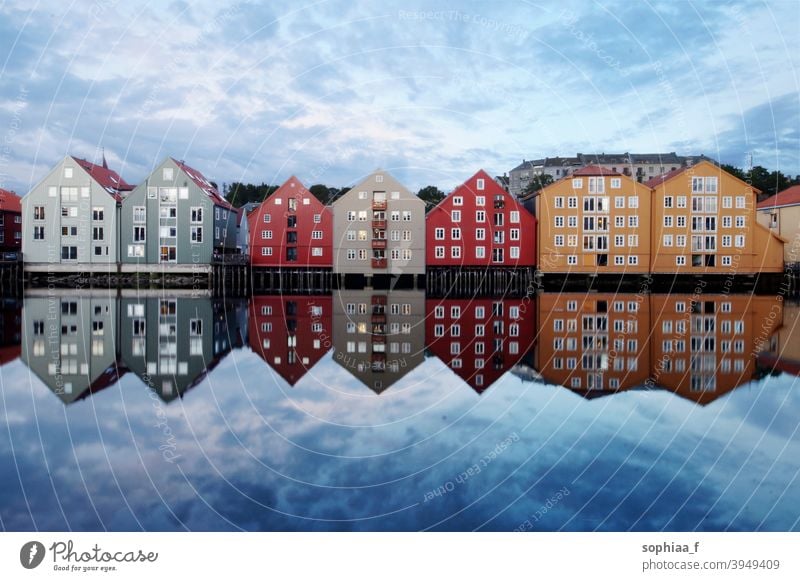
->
[0, 0, 797, 195]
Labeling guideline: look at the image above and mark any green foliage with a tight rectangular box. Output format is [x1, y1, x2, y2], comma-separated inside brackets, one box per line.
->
[523, 173, 554, 196]
[417, 185, 446, 212]
[223, 182, 278, 208]
[720, 164, 800, 201]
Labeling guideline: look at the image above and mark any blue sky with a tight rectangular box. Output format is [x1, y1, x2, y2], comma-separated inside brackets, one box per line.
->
[0, 0, 798, 195]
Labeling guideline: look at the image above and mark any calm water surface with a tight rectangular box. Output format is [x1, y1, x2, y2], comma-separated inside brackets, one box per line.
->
[0, 291, 798, 531]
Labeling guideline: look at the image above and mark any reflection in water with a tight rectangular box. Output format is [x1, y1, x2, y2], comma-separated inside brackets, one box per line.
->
[0, 298, 21, 366]
[21, 294, 126, 404]
[331, 289, 425, 394]
[1, 291, 798, 531]
[248, 295, 332, 386]
[8, 291, 791, 404]
[537, 293, 651, 399]
[426, 297, 536, 393]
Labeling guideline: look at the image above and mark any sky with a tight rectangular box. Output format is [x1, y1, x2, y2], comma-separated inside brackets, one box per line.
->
[0, 0, 798, 196]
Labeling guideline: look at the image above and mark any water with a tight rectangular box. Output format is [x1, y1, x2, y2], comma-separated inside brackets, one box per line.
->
[0, 290, 798, 531]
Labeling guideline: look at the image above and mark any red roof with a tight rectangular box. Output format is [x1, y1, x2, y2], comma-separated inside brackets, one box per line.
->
[572, 165, 621, 176]
[757, 185, 800, 209]
[171, 158, 234, 210]
[0, 188, 21, 213]
[644, 165, 688, 188]
[72, 156, 133, 196]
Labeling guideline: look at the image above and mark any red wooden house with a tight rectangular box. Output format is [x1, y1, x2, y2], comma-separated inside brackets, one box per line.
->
[248, 176, 332, 268]
[248, 295, 332, 386]
[425, 297, 536, 394]
[0, 188, 22, 253]
[426, 169, 536, 268]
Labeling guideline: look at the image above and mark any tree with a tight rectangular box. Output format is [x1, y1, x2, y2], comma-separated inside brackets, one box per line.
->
[523, 173, 554, 196]
[417, 185, 446, 212]
[309, 184, 334, 204]
[224, 182, 277, 207]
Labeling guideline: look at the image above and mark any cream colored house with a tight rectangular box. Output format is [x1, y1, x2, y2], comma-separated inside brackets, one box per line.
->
[757, 185, 800, 263]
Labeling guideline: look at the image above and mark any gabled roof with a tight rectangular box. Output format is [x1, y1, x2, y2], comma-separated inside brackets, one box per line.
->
[0, 188, 21, 212]
[72, 156, 133, 197]
[572, 165, 621, 176]
[171, 158, 234, 210]
[645, 160, 761, 193]
[757, 185, 800, 210]
[644, 166, 688, 188]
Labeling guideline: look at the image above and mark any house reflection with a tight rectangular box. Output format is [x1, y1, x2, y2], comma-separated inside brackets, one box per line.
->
[426, 297, 536, 393]
[332, 289, 425, 394]
[0, 298, 21, 367]
[119, 295, 240, 402]
[534, 293, 783, 405]
[757, 300, 800, 376]
[21, 294, 126, 404]
[536, 293, 650, 399]
[651, 294, 783, 405]
[248, 295, 332, 386]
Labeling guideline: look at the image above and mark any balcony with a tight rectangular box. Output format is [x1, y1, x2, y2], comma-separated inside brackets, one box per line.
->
[372, 219, 387, 229]
[372, 200, 387, 211]
[372, 329, 386, 340]
[372, 239, 387, 249]
[372, 295, 387, 305]
[371, 314, 386, 325]
[372, 258, 387, 269]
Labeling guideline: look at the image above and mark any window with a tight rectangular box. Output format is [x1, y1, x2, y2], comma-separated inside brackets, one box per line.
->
[567, 255, 577, 265]
[434, 227, 445, 240]
[510, 211, 520, 223]
[191, 207, 203, 223]
[191, 226, 203, 243]
[676, 255, 686, 266]
[510, 228, 520, 240]
[311, 230, 323, 239]
[435, 246, 445, 259]
[735, 216, 745, 228]
[706, 177, 718, 193]
[568, 196, 577, 208]
[628, 256, 638, 265]
[33, 206, 45, 220]
[61, 246, 77, 260]
[476, 178, 485, 190]
[163, 167, 174, 181]
[611, 178, 621, 189]
[722, 196, 732, 209]
[510, 246, 519, 259]
[262, 230, 272, 240]
[475, 210, 485, 222]
[261, 247, 272, 256]
[128, 245, 144, 257]
[664, 215, 673, 228]
[629, 216, 638, 228]
[736, 196, 746, 209]
[677, 216, 686, 228]
[664, 196, 673, 208]
[572, 178, 583, 188]
[614, 256, 624, 265]
[476, 196, 485, 206]
[451, 210, 461, 222]
[451, 227, 461, 240]
[453, 196, 463, 206]
[615, 196, 625, 209]
[554, 216, 564, 228]
[64, 166, 73, 178]
[34, 226, 45, 240]
[402, 211, 411, 221]
[663, 234, 673, 247]
[555, 196, 564, 208]
[628, 196, 638, 208]
[692, 176, 704, 193]
[475, 246, 485, 259]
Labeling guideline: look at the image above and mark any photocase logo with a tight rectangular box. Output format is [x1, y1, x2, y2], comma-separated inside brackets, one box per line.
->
[20, 541, 46, 569]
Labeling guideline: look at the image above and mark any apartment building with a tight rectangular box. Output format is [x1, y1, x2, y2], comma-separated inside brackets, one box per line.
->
[22, 156, 133, 269]
[426, 169, 536, 269]
[332, 170, 425, 276]
[0, 188, 22, 252]
[248, 176, 332, 268]
[756, 185, 800, 263]
[536, 166, 651, 273]
[648, 161, 784, 274]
